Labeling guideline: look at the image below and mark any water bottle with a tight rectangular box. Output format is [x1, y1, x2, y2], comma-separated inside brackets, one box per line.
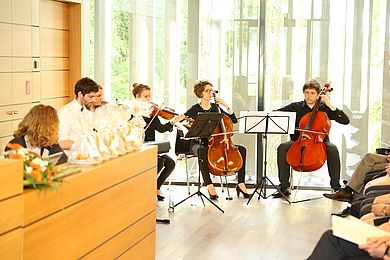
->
[190, 184, 196, 206]
[168, 190, 174, 212]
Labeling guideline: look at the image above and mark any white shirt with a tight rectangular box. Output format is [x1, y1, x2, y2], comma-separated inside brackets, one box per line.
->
[57, 99, 84, 143]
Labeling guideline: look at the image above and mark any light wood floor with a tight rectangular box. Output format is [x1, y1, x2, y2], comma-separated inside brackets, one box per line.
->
[156, 185, 347, 260]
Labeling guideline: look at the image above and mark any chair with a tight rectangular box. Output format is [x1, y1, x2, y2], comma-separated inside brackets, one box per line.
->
[168, 129, 197, 194]
[289, 169, 323, 203]
[169, 129, 227, 195]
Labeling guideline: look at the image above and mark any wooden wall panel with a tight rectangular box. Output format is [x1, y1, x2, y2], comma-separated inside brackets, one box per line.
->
[0, 24, 12, 56]
[83, 213, 156, 259]
[12, 73, 33, 104]
[12, 0, 32, 25]
[0, 159, 23, 200]
[23, 147, 157, 225]
[0, 137, 11, 155]
[40, 0, 69, 30]
[0, 105, 13, 122]
[40, 97, 68, 109]
[12, 58, 32, 72]
[23, 169, 156, 259]
[0, 196, 23, 234]
[0, 58, 12, 72]
[0, 229, 23, 260]
[118, 232, 156, 260]
[0, 74, 13, 105]
[40, 71, 69, 98]
[13, 103, 37, 121]
[12, 25, 32, 57]
[0, 121, 13, 138]
[40, 28, 69, 57]
[69, 3, 81, 91]
[0, 1, 11, 23]
[32, 27, 40, 57]
[31, 0, 39, 26]
[41, 57, 70, 71]
[32, 72, 40, 101]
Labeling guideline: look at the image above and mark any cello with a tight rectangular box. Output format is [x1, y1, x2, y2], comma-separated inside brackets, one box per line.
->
[207, 91, 243, 176]
[286, 83, 333, 172]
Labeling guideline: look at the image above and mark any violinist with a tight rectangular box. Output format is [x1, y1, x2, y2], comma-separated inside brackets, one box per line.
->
[184, 80, 249, 200]
[132, 83, 185, 201]
[273, 79, 350, 198]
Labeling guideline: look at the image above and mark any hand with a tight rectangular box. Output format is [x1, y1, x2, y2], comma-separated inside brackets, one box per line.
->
[359, 236, 390, 258]
[379, 222, 390, 232]
[214, 97, 228, 108]
[375, 197, 390, 205]
[172, 114, 186, 125]
[319, 95, 337, 111]
[387, 154, 390, 163]
[372, 203, 388, 216]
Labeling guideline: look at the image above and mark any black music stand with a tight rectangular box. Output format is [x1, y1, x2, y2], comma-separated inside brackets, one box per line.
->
[240, 111, 295, 204]
[171, 112, 225, 213]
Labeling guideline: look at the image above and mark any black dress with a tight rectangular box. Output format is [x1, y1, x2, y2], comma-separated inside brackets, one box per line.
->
[5, 136, 68, 165]
[143, 116, 176, 190]
[184, 103, 247, 185]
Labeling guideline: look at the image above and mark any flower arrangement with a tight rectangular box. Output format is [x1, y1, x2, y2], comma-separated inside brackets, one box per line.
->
[4, 143, 61, 189]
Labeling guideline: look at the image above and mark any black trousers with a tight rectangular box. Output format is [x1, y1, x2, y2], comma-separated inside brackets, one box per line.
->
[307, 230, 373, 259]
[191, 141, 247, 185]
[157, 154, 175, 189]
[277, 141, 341, 190]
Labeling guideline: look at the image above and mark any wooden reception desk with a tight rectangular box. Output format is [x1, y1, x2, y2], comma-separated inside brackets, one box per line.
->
[0, 146, 157, 259]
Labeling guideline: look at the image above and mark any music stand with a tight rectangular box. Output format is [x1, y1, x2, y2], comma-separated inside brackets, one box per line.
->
[239, 111, 296, 204]
[172, 112, 225, 213]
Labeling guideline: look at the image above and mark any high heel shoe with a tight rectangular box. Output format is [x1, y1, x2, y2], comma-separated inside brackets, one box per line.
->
[157, 195, 165, 201]
[236, 185, 250, 198]
[208, 191, 219, 200]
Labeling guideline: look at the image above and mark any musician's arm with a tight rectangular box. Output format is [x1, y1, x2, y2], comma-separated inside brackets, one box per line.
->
[153, 117, 174, 133]
[324, 106, 350, 125]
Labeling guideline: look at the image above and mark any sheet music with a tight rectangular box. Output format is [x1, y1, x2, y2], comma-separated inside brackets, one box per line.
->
[332, 215, 390, 245]
[239, 111, 296, 134]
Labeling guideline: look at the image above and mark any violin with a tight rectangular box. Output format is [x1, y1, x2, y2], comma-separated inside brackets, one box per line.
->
[149, 102, 194, 125]
[286, 83, 333, 172]
[207, 92, 243, 176]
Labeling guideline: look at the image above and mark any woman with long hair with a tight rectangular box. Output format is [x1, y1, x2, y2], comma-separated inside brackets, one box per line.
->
[5, 104, 68, 164]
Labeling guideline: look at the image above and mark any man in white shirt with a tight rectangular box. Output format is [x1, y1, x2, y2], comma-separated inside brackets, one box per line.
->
[58, 77, 100, 150]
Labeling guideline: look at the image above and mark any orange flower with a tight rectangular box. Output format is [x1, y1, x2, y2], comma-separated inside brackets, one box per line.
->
[9, 153, 24, 159]
[30, 170, 42, 182]
[6, 143, 23, 150]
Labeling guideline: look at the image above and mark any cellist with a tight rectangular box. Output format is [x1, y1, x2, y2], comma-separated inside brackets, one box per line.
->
[184, 80, 249, 200]
[273, 79, 350, 198]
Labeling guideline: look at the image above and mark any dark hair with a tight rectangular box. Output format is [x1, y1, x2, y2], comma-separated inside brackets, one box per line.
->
[193, 80, 213, 98]
[131, 82, 151, 98]
[74, 77, 99, 97]
[302, 79, 321, 94]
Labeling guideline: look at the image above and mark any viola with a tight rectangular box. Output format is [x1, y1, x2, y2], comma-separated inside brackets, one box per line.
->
[207, 92, 243, 176]
[286, 83, 333, 172]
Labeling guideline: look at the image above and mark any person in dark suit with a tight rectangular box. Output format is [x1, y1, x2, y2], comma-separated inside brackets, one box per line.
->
[4, 104, 68, 165]
[273, 79, 350, 198]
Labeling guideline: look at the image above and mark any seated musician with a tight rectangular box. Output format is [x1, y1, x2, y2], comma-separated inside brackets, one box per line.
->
[132, 83, 185, 201]
[184, 79, 249, 200]
[5, 104, 68, 165]
[273, 79, 350, 198]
